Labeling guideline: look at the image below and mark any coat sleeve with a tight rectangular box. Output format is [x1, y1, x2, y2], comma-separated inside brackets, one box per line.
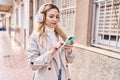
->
[26, 33, 53, 71]
[65, 50, 75, 63]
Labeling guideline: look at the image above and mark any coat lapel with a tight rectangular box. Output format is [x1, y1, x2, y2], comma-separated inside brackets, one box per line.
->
[59, 48, 67, 69]
[39, 35, 66, 69]
[39, 36, 53, 50]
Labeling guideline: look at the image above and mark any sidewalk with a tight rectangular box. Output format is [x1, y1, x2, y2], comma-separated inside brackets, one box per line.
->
[0, 31, 34, 80]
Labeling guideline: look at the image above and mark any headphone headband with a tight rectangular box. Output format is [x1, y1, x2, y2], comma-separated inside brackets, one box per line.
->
[38, 3, 49, 13]
[36, 3, 52, 22]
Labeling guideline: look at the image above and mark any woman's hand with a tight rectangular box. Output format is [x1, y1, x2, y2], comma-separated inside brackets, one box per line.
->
[50, 42, 63, 55]
[64, 44, 73, 54]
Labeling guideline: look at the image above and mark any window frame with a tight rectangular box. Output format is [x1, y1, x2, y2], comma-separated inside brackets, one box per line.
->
[91, 0, 120, 52]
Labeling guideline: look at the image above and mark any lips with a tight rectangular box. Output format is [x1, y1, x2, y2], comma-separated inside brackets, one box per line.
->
[52, 23, 57, 25]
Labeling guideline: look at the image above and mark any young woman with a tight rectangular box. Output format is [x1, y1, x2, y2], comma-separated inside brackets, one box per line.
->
[26, 3, 75, 80]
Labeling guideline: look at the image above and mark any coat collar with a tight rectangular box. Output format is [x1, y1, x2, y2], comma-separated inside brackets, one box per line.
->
[39, 36, 53, 50]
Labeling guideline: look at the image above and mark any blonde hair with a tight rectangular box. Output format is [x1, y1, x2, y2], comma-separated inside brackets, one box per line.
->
[34, 4, 67, 45]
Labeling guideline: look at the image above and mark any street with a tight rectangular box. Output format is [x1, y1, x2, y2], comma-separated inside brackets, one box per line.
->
[0, 31, 34, 80]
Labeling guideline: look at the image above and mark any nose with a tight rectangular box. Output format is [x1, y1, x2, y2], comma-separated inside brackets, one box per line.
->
[53, 17, 58, 22]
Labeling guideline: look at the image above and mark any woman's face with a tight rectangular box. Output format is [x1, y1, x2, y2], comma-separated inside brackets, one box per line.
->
[45, 9, 60, 28]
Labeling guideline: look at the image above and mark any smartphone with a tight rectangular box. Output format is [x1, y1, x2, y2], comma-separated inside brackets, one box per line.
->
[64, 35, 76, 44]
[61, 35, 76, 48]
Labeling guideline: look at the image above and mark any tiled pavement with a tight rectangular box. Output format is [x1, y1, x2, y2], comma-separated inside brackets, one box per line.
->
[0, 31, 34, 80]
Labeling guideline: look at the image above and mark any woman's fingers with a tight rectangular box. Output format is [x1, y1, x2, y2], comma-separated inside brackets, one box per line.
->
[64, 44, 73, 48]
[54, 42, 64, 49]
[64, 44, 73, 53]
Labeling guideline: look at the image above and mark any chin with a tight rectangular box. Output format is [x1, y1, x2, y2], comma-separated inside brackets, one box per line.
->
[53, 24, 58, 27]
[54, 25, 57, 27]
[49, 24, 58, 28]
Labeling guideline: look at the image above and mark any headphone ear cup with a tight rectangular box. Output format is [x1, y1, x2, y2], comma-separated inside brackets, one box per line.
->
[37, 12, 44, 22]
[36, 3, 51, 22]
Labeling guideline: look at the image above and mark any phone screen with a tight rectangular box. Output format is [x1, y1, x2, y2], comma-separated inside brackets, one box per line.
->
[65, 36, 76, 44]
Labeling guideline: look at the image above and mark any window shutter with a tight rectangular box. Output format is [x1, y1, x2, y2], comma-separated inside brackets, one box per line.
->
[92, 0, 120, 52]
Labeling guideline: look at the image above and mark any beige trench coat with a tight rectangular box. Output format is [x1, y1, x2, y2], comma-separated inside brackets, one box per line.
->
[26, 32, 75, 80]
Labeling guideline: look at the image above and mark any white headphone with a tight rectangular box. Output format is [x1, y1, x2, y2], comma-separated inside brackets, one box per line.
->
[36, 3, 51, 22]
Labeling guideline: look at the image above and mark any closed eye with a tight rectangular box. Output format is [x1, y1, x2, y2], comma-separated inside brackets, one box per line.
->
[49, 14, 60, 19]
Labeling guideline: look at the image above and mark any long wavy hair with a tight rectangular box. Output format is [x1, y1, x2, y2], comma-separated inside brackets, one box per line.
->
[34, 4, 67, 44]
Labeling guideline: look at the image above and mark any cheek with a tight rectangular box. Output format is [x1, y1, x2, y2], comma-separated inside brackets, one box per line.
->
[45, 18, 50, 24]
[58, 18, 60, 22]
[46, 17, 52, 22]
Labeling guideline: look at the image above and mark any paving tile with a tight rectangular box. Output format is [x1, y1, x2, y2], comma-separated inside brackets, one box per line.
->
[0, 32, 34, 80]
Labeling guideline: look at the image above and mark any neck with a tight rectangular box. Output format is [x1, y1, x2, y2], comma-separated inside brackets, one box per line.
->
[45, 25, 55, 32]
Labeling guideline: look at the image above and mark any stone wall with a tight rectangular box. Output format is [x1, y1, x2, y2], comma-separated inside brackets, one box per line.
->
[69, 47, 120, 80]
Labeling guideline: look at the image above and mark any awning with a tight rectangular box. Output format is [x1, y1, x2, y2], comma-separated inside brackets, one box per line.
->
[0, 0, 13, 12]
